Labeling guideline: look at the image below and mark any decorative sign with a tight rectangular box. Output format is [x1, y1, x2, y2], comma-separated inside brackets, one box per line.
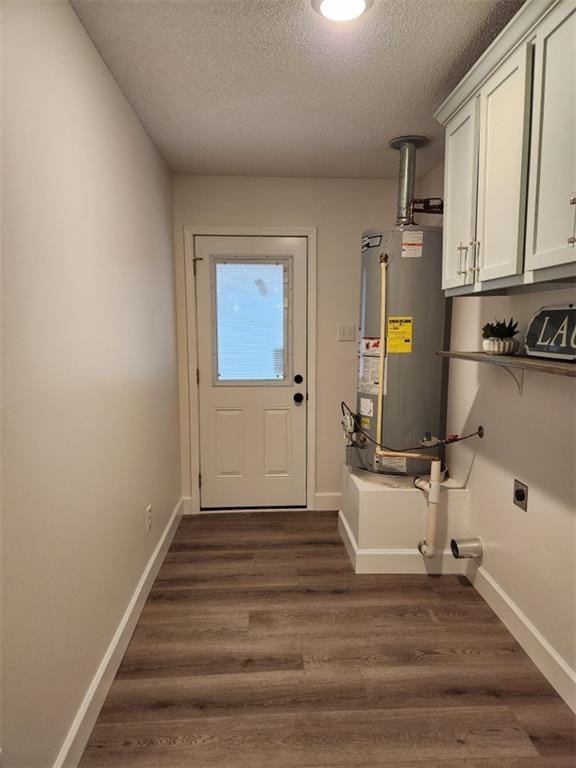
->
[525, 305, 576, 361]
[387, 316, 413, 353]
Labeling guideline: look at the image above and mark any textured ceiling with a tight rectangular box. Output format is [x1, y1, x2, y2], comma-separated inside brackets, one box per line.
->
[71, 0, 523, 178]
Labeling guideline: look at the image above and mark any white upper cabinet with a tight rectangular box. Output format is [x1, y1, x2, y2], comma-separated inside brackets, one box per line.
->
[442, 99, 479, 289]
[476, 44, 532, 281]
[435, 0, 576, 295]
[525, 1, 576, 271]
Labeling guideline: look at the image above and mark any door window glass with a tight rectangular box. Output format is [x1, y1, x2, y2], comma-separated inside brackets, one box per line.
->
[214, 261, 287, 382]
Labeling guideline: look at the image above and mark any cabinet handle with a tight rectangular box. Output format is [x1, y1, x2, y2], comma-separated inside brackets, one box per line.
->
[468, 241, 476, 273]
[570, 196, 576, 205]
[468, 241, 481, 273]
[568, 236, 576, 245]
[457, 242, 468, 275]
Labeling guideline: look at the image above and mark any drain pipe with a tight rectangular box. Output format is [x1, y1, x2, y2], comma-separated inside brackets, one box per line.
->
[451, 538, 483, 559]
[414, 458, 442, 558]
[375, 449, 442, 558]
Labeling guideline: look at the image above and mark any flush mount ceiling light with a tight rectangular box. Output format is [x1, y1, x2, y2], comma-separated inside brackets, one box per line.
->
[313, 0, 373, 22]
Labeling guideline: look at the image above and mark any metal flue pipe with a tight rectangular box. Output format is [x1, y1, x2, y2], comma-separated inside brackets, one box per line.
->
[389, 135, 429, 226]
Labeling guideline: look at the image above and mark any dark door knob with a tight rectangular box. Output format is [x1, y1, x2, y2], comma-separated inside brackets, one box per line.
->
[293, 392, 304, 404]
[294, 374, 303, 384]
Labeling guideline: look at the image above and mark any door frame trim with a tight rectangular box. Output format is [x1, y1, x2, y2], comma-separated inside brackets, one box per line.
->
[183, 226, 317, 513]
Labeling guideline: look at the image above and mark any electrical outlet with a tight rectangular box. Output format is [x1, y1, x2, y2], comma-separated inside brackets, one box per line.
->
[145, 504, 153, 532]
[337, 323, 356, 342]
[513, 480, 528, 511]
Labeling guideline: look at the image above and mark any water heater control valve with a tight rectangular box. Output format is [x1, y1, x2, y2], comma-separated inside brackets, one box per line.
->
[420, 433, 441, 448]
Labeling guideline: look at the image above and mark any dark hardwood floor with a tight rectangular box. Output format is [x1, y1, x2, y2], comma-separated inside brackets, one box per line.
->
[80, 510, 576, 767]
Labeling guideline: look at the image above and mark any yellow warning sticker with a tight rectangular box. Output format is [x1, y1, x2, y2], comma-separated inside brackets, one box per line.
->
[387, 316, 413, 353]
[360, 416, 371, 429]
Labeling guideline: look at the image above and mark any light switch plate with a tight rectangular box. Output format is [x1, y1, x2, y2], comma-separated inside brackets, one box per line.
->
[337, 323, 356, 342]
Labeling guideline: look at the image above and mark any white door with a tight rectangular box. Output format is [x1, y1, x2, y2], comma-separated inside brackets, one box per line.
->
[442, 97, 479, 289]
[476, 44, 532, 282]
[525, 1, 576, 271]
[194, 235, 308, 509]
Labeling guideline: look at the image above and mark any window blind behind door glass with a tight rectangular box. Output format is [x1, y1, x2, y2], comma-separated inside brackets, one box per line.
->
[215, 261, 286, 381]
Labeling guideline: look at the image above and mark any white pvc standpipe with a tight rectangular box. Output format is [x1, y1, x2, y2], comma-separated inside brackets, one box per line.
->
[418, 459, 442, 559]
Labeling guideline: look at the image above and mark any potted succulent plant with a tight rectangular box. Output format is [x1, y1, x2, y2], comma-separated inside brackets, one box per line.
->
[481, 318, 520, 355]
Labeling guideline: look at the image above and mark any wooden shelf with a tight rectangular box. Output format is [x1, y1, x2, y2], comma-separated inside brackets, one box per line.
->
[437, 351, 575, 376]
[436, 351, 575, 393]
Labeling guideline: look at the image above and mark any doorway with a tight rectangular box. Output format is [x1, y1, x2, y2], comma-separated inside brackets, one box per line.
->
[189, 231, 316, 510]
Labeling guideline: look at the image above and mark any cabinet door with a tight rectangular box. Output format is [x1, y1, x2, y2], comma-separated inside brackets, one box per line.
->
[442, 98, 479, 289]
[476, 44, 532, 282]
[525, 1, 576, 271]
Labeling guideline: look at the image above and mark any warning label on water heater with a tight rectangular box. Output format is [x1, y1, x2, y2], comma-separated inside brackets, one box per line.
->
[401, 230, 423, 257]
[359, 397, 373, 417]
[375, 454, 407, 473]
[387, 317, 413, 353]
[358, 337, 381, 395]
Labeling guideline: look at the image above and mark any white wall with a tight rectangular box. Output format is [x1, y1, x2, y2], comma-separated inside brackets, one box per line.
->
[2, 3, 180, 765]
[0, 0, 4, 755]
[172, 175, 397, 505]
[417, 160, 444, 227]
[421, 163, 576, 704]
[449, 290, 576, 681]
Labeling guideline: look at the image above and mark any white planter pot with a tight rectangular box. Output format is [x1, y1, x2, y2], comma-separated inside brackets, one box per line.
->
[482, 337, 519, 355]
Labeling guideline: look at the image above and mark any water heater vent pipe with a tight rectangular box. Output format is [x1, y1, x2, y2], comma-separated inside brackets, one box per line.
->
[389, 135, 429, 226]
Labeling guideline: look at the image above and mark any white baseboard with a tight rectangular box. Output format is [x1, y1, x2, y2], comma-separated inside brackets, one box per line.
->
[181, 490, 341, 515]
[181, 496, 195, 515]
[338, 511, 466, 575]
[191, 507, 313, 515]
[189, 502, 342, 515]
[314, 492, 341, 511]
[338, 512, 357, 565]
[54, 497, 184, 768]
[470, 565, 576, 713]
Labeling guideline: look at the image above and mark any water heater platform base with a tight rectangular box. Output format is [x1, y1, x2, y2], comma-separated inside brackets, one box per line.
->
[339, 465, 471, 575]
